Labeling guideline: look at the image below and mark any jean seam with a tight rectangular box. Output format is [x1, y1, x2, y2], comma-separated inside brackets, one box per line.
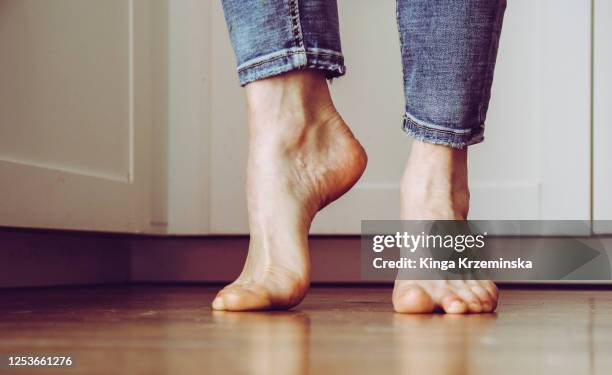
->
[237, 49, 343, 73]
[402, 112, 484, 148]
[405, 131, 484, 149]
[477, 0, 507, 124]
[403, 112, 477, 135]
[289, 0, 305, 49]
[395, 1, 404, 70]
[237, 48, 346, 86]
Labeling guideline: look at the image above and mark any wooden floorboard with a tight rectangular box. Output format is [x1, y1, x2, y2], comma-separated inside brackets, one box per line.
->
[1, 286, 612, 374]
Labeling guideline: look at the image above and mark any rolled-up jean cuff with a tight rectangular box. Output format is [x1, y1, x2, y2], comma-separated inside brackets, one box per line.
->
[401, 112, 485, 149]
[237, 47, 346, 86]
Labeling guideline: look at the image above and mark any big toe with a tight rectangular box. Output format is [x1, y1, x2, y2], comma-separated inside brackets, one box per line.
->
[212, 285, 272, 311]
[393, 285, 435, 313]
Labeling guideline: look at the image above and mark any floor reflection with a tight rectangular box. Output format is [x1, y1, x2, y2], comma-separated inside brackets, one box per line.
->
[211, 311, 311, 375]
[393, 313, 497, 374]
[2, 286, 610, 374]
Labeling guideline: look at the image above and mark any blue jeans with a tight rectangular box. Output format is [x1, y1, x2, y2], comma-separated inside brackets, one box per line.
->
[221, 0, 506, 148]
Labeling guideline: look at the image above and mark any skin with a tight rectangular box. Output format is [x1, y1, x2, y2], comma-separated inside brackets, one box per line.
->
[212, 69, 498, 313]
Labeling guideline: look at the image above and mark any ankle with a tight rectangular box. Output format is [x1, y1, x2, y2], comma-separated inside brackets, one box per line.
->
[401, 184, 470, 219]
[403, 141, 468, 185]
[245, 70, 335, 135]
[401, 141, 470, 218]
[409, 140, 467, 167]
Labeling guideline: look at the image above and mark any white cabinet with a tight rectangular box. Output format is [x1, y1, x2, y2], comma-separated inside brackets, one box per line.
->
[0, 0, 606, 235]
[0, 0, 153, 232]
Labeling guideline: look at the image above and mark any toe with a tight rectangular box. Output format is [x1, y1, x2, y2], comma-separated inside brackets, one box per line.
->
[429, 281, 468, 313]
[450, 282, 482, 313]
[479, 281, 499, 311]
[393, 284, 435, 313]
[212, 295, 226, 310]
[467, 281, 494, 312]
[439, 293, 468, 314]
[213, 285, 272, 311]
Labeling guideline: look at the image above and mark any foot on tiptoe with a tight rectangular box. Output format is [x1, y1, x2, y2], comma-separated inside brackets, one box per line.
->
[212, 71, 367, 311]
[392, 141, 498, 314]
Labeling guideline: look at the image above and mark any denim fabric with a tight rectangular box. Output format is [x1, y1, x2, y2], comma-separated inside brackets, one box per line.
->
[398, 0, 506, 147]
[220, 0, 345, 86]
[221, 0, 506, 148]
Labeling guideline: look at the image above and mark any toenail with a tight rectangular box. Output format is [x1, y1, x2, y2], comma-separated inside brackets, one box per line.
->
[212, 297, 225, 310]
[469, 303, 481, 311]
[449, 301, 465, 312]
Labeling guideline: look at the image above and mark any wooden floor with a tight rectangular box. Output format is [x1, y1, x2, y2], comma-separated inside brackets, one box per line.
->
[1, 286, 612, 375]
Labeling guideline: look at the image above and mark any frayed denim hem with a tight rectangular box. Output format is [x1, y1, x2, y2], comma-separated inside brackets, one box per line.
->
[401, 112, 485, 149]
[237, 47, 346, 86]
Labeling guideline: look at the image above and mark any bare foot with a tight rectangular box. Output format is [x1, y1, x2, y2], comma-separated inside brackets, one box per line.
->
[212, 70, 367, 311]
[392, 141, 498, 314]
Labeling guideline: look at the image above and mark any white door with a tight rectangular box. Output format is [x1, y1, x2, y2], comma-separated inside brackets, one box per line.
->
[594, 0, 612, 234]
[0, 0, 153, 232]
[207, 0, 592, 234]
